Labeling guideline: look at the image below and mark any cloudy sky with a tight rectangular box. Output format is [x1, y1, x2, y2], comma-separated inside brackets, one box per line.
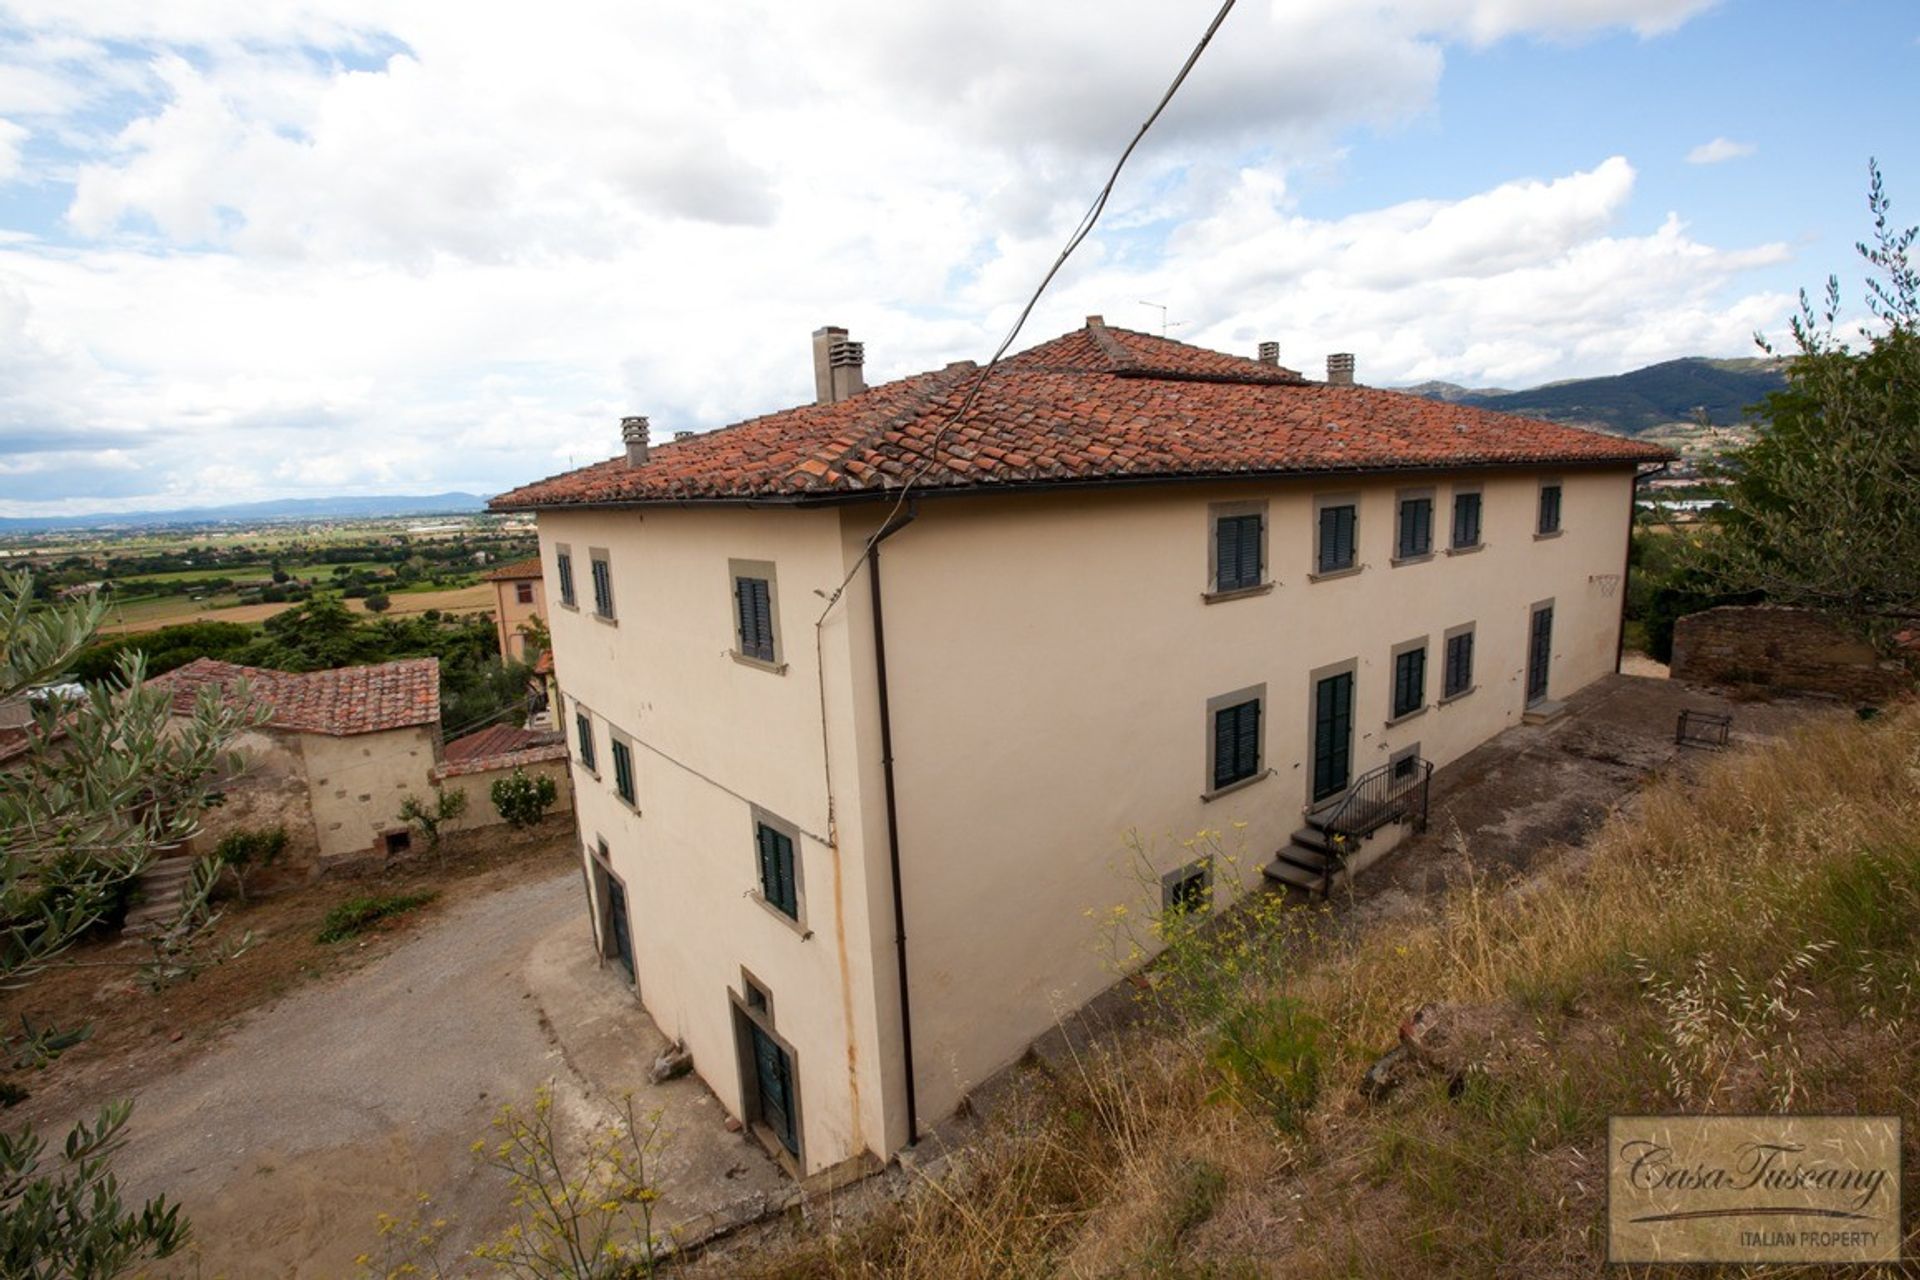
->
[0, 1, 1915, 514]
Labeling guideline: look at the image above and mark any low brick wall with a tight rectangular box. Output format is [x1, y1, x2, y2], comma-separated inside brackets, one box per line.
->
[1670, 605, 1913, 703]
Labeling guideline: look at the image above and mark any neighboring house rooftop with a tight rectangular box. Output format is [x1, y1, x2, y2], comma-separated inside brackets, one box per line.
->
[483, 556, 544, 581]
[492, 319, 1672, 511]
[152, 657, 441, 736]
[435, 723, 567, 779]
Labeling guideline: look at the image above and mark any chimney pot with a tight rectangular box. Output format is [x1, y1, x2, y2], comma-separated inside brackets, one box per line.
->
[1085, 314, 1105, 328]
[674, 430, 694, 441]
[621, 415, 650, 465]
[1326, 353, 1356, 386]
[812, 325, 866, 404]
[1257, 340, 1280, 366]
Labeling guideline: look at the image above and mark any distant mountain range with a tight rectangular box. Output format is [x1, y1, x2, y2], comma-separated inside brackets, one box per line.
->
[0, 492, 490, 534]
[1402, 357, 1787, 435]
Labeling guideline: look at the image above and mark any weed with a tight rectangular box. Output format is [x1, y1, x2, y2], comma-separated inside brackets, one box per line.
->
[316, 892, 436, 943]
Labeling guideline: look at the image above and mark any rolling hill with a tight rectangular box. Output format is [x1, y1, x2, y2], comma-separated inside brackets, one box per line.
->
[1403, 356, 1787, 435]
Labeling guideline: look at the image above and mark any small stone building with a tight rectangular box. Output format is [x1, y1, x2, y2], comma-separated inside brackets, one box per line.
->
[155, 656, 444, 868]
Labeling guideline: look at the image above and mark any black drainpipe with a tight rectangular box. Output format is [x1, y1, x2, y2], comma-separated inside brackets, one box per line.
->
[1616, 461, 1670, 671]
[868, 503, 919, 1145]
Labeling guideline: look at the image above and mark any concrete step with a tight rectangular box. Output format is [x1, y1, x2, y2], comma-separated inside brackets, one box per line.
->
[1523, 698, 1569, 725]
[1290, 825, 1333, 853]
[1276, 842, 1335, 874]
[1262, 858, 1326, 894]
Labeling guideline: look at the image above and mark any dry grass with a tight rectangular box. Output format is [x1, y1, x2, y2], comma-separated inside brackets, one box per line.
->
[729, 705, 1920, 1279]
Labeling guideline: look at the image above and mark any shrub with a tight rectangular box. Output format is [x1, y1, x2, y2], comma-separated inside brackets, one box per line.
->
[489, 770, 557, 829]
[396, 789, 468, 850]
[363, 592, 391, 613]
[211, 826, 288, 902]
[316, 892, 436, 943]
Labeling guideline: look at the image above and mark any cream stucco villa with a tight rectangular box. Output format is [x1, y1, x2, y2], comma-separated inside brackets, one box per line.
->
[491, 319, 1670, 1180]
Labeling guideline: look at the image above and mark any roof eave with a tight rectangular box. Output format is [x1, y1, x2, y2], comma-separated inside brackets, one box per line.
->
[490, 450, 1673, 515]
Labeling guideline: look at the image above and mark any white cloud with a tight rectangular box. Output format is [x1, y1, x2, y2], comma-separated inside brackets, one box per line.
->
[1686, 136, 1756, 165]
[0, 119, 25, 182]
[0, 0, 1783, 514]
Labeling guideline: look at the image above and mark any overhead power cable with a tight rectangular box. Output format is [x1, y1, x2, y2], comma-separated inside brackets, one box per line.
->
[811, 0, 1242, 622]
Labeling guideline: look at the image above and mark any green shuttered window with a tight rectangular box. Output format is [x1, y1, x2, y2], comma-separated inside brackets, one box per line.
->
[1538, 484, 1563, 534]
[1452, 492, 1482, 548]
[1397, 497, 1433, 559]
[555, 552, 576, 607]
[1444, 630, 1474, 698]
[1318, 504, 1357, 573]
[1214, 513, 1262, 592]
[756, 822, 798, 919]
[591, 557, 614, 618]
[735, 576, 775, 662]
[575, 711, 595, 771]
[1212, 699, 1261, 791]
[611, 739, 635, 805]
[1393, 646, 1427, 719]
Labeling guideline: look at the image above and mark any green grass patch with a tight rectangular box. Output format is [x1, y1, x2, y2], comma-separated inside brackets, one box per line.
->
[316, 891, 437, 943]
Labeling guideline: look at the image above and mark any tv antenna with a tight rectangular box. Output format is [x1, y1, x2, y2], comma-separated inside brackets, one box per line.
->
[1138, 300, 1186, 337]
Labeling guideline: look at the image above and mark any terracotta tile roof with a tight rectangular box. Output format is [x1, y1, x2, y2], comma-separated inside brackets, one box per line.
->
[442, 723, 560, 764]
[491, 321, 1672, 511]
[151, 656, 440, 736]
[434, 724, 567, 779]
[483, 556, 543, 581]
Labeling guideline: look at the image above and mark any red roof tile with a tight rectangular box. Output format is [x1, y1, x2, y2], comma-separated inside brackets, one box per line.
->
[491, 322, 1671, 511]
[482, 556, 543, 582]
[442, 723, 561, 764]
[151, 656, 440, 736]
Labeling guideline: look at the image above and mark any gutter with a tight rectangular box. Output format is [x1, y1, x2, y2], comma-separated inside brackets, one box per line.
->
[867, 503, 920, 1147]
[1616, 461, 1672, 671]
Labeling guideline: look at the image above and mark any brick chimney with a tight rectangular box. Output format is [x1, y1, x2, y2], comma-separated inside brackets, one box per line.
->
[1257, 340, 1280, 366]
[812, 325, 866, 404]
[622, 415, 650, 465]
[1326, 353, 1356, 386]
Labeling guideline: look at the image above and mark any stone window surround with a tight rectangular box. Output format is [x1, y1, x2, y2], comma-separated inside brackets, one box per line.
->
[1446, 483, 1485, 553]
[728, 558, 788, 674]
[1202, 682, 1270, 802]
[1439, 620, 1478, 703]
[1392, 486, 1437, 565]
[748, 804, 809, 937]
[1310, 491, 1362, 581]
[1203, 499, 1274, 602]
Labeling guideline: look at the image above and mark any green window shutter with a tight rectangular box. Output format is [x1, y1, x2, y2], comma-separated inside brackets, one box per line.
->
[556, 553, 576, 606]
[1394, 648, 1426, 718]
[1398, 499, 1432, 558]
[736, 577, 775, 661]
[612, 741, 634, 803]
[1539, 485, 1562, 533]
[575, 712, 595, 771]
[1213, 699, 1260, 790]
[1320, 505, 1356, 572]
[1216, 514, 1261, 591]
[1453, 493, 1481, 548]
[757, 824, 797, 918]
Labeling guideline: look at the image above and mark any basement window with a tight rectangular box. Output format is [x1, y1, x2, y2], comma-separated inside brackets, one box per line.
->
[1161, 860, 1213, 915]
[383, 830, 411, 856]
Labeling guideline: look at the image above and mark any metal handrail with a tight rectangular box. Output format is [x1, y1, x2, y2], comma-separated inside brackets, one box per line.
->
[1318, 757, 1433, 895]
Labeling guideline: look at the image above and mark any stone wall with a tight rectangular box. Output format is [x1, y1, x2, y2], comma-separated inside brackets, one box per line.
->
[1671, 605, 1913, 703]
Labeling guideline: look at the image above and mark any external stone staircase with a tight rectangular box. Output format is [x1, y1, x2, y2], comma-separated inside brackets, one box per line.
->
[121, 854, 198, 938]
[1263, 756, 1435, 898]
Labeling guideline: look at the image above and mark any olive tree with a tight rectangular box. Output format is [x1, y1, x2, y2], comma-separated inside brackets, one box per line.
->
[0, 570, 263, 1275]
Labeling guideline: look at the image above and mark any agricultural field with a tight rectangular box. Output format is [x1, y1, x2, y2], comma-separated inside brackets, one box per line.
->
[17, 514, 535, 637]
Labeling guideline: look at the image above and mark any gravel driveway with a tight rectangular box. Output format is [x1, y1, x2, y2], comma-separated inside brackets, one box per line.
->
[106, 868, 783, 1278]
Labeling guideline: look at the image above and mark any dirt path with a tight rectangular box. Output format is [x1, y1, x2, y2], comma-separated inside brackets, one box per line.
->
[86, 869, 783, 1278]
